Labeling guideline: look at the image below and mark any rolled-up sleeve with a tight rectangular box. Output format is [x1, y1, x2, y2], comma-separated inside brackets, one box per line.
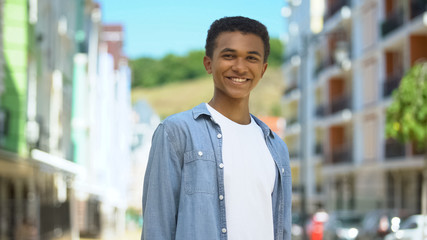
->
[142, 123, 183, 240]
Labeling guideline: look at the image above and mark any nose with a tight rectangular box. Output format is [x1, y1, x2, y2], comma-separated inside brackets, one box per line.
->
[231, 58, 247, 74]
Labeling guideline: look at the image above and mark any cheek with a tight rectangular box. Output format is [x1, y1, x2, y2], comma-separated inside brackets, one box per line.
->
[252, 67, 264, 77]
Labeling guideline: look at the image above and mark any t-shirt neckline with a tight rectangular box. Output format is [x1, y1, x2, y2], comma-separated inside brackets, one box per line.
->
[205, 103, 255, 127]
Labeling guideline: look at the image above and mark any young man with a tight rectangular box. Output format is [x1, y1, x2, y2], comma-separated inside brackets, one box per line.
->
[141, 16, 291, 240]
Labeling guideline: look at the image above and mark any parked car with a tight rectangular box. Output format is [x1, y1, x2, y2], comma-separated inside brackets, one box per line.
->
[290, 211, 328, 240]
[357, 209, 411, 240]
[323, 211, 363, 240]
[306, 210, 329, 240]
[385, 214, 427, 240]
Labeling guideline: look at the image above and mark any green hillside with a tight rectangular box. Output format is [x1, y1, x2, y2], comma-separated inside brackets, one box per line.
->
[131, 67, 284, 119]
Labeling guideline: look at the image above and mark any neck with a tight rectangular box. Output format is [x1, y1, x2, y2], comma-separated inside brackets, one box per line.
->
[208, 96, 251, 125]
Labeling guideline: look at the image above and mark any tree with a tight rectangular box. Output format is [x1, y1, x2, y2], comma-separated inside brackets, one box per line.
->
[386, 61, 427, 215]
[130, 38, 284, 88]
[268, 38, 284, 67]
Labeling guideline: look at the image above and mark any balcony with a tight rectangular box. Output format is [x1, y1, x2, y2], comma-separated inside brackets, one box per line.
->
[381, 9, 404, 38]
[315, 104, 327, 117]
[315, 55, 336, 76]
[284, 84, 299, 97]
[328, 145, 352, 164]
[384, 139, 406, 159]
[412, 142, 427, 156]
[324, 0, 351, 21]
[383, 73, 403, 98]
[330, 95, 351, 114]
[410, 0, 427, 19]
[314, 143, 323, 155]
[289, 150, 299, 159]
[286, 117, 299, 126]
[284, 51, 298, 64]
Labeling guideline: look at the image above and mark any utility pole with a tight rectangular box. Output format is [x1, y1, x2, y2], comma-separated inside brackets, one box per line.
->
[297, 29, 351, 240]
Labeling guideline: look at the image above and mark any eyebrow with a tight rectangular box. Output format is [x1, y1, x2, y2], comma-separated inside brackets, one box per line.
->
[220, 48, 262, 57]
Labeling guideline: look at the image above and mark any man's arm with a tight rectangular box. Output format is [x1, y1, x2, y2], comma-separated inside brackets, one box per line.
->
[141, 123, 183, 240]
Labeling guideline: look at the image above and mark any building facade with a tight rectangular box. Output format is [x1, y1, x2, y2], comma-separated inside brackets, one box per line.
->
[0, 0, 35, 239]
[282, 0, 325, 215]
[282, 0, 427, 216]
[128, 100, 160, 227]
[0, 1, 133, 239]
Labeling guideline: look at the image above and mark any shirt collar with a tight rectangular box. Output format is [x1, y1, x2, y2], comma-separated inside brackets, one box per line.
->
[192, 103, 212, 119]
[192, 103, 275, 139]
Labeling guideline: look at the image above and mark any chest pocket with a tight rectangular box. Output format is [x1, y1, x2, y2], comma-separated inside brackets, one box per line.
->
[183, 149, 216, 195]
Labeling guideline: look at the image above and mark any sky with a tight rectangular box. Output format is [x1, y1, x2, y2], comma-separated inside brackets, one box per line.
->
[97, 0, 286, 59]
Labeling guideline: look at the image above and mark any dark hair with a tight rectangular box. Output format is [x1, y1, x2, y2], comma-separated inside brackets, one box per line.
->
[205, 16, 270, 63]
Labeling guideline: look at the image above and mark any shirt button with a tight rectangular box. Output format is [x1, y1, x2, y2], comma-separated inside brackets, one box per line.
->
[198, 151, 203, 157]
[222, 228, 227, 233]
[219, 195, 224, 200]
[219, 163, 224, 169]
[282, 168, 285, 174]
[217, 133, 222, 139]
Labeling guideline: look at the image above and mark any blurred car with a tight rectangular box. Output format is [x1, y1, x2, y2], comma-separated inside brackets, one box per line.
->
[384, 214, 427, 240]
[357, 209, 411, 240]
[323, 211, 363, 240]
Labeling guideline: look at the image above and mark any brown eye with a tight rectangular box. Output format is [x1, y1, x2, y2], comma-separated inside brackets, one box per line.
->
[247, 56, 259, 62]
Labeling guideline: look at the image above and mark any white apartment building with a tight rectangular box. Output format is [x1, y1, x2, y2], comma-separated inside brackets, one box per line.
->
[282, 0, 427, 215]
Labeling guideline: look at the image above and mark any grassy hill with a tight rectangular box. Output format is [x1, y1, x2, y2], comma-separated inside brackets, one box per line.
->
[131, 66, 284, 119]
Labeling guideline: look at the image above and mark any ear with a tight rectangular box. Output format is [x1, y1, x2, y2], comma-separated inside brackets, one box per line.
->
[203, 56, 212, 74]
[261, 62, 268, 78]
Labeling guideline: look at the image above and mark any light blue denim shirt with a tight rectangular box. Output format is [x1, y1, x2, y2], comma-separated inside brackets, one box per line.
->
[142, 103, 292, 240]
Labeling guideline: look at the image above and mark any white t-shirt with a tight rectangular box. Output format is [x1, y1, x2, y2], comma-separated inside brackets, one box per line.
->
[206, 103, 276, 240]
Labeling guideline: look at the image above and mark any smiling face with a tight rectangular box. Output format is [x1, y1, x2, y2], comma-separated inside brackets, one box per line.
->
[203, 31, 268, 103]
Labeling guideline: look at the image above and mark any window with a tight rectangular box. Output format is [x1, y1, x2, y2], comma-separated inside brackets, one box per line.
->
[400, 217, 418, 230]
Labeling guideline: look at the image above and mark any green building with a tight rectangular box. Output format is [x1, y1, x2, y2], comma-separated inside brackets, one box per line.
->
[1, 0, 28, 155]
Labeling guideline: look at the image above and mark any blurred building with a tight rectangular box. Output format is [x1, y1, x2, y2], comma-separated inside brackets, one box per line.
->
[0, 0, 40, 239]
[71, 19, 133, 240]
[128, 100, 160, 224]
[91, 23, 133, 239]
[282, 0, 324, 216]
[282, 0, 427, 216]
[0, 1, 133, 240]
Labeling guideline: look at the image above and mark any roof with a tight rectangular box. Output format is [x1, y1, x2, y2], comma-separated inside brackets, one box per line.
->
[258, 116, 285, 138]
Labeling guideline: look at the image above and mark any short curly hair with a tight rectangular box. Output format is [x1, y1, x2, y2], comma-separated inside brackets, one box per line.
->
[205, 16, 270, 63]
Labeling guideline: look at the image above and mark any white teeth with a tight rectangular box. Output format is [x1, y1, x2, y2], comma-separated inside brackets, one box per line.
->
[230, 78, 247, 82]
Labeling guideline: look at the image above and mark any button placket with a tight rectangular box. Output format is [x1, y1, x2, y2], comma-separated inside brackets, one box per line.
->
[213, 125, 226, 237]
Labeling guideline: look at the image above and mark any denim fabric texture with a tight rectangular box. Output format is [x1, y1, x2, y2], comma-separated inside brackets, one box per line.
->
[141, 103, 292, 240]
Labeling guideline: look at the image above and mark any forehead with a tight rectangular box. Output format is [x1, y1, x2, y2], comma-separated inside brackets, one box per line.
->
[214, 31, 265, 54]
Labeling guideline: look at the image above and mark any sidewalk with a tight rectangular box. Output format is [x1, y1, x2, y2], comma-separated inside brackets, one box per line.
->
[117, 229, 141, 240]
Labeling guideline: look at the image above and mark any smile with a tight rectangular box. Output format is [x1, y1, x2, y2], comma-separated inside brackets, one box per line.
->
[227, 77, 249, 83]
